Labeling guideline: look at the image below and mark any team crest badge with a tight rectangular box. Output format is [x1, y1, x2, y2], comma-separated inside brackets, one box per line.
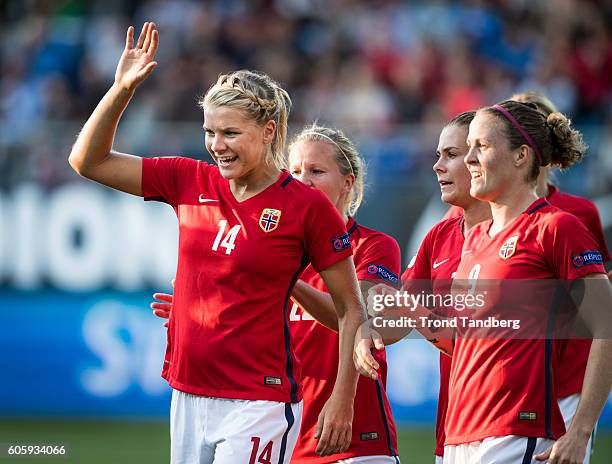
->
[499, 235, 519, 259]
[259, 208, 281, 232]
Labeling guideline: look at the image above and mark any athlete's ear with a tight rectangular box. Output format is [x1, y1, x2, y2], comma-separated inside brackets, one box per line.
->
[514, 145, 530, 168]
[342, 173, 355, 195]
[262, 120, 276, 146]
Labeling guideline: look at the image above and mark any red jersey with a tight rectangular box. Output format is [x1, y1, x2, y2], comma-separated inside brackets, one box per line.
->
[442, 205, 463, 221]
[401, 216, 464, 457]
[546, 184, 611, 397]
[443, 185, 610, 398]
[290, 218, 400, 463]
[447, 198, 606, 445]
[142, 157, 352, 403]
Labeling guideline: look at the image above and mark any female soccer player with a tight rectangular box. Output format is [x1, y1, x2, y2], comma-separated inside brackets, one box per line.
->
[154, 124, 402, 463]
[446, 101, 611, 463]
[442, 92, 610, 463]
[68, 22, 365, 464]
[357, 100, 612, 463]
[401, 110, 490, 464]
[287, 125, 400, 464]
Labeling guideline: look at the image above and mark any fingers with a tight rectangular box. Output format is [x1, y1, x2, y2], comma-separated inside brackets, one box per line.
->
[353, 341, 378, 380]
[136, 22, 148, 48]
[125, 26, 134, 50]
[153, 293, 174, 303]
[142, 22, 155, 52]
[147, 28, 159, 57]
[314, 418, 332, 455]
[152, 308, 170, 319]
[372, 329, 385, 350]
[534, 446, 551, 461]
[338, 427, 351, 453]
[136, 61, 158, 81]
[171, 278, 176, 288]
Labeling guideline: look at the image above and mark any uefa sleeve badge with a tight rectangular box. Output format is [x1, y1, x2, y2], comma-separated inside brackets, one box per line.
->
[259, 208, 282, 232]
[499, 235, 519, 259]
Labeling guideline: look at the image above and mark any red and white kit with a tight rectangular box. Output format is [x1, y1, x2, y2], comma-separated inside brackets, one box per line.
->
[290, 218, 400, 463]
[142, 157, 353, 463]
[447, 198, 605, 460]
[401, 216, 465, 461]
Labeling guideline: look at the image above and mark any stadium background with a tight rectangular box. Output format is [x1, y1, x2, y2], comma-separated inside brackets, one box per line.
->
[1, 0, 611, 462]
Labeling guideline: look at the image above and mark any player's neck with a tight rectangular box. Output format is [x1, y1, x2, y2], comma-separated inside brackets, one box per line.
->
[488, 185, 538, 236]
[229, 166, 281, 202]
[535, 167, 551, 198]
[462, 200, 491, 234]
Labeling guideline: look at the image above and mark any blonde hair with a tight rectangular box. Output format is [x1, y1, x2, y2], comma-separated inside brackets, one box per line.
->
[511, 91, 557, 117]
[199, 70, 292, 170]
[290, 124, 365, 216]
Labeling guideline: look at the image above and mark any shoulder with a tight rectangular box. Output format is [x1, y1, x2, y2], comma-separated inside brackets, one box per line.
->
[528, 204, 592, 244]
[283, 174, 335, 209]
[427, 216, 464, 242]
[145, 156, 214, 174]
[353, 226, 401, 261]
[550, 190, 600, 222]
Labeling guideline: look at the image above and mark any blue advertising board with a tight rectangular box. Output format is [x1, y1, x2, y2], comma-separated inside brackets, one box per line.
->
[1, 290, 611, 427]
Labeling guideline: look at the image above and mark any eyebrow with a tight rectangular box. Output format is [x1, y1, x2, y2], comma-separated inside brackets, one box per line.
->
[202, 125, 241, 131]
[438, 145, 460, 153]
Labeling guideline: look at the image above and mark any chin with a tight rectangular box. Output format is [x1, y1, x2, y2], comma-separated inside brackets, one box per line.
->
[440, 192, 455, 204]
[469, 185, 486, 201]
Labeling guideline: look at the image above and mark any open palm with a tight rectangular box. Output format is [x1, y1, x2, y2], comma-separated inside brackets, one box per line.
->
[115, 22, 159, 92]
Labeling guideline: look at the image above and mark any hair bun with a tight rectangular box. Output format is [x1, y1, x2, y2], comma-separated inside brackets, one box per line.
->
[546, 112, 587, 168]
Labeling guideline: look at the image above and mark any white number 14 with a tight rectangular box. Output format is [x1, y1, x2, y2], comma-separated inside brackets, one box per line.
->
[212, 220, 241, 255]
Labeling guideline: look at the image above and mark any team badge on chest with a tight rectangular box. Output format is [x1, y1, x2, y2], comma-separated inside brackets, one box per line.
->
[499, 235, 519, 259]
[259, 208, 282, 232]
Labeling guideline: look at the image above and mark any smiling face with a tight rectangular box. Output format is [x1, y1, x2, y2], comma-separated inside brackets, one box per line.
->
[465, 111, 520, 202]
[288, 140, 353, 214]
[433, 124, 473, 208]
[204, 105, 276, 180]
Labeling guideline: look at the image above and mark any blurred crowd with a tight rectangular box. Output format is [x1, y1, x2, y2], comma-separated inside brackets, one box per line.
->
[1, 0, 611, 192]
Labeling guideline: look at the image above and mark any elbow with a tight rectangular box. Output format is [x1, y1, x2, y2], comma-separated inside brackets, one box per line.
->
[68, 146, 86, 176]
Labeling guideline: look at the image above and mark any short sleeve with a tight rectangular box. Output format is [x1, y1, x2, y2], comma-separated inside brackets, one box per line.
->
[142, 156, 200, 206]
[354, 234, 401, 288]
[401, 229, 434, 285]
[542, 212, 607, 280]
[580, 204, 611, 263]
[303, 189, 352, 272]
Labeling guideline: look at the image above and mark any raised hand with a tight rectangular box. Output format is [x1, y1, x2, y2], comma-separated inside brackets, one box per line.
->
[115, 22, 159, 92]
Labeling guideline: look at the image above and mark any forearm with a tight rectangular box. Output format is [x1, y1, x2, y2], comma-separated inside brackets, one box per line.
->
[69, 83, 133, 176]
[373, 298, 454, 354]
[333, 299, 365, 397]
[292, 280, 338, 331]
[568, 339, 612, 438]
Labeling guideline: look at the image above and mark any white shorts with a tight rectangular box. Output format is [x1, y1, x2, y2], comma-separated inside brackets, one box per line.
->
[443, 436, 553, 464]
[559, 393, 596, 464]
[335, 456, 400, 463]
[435, 455, 443, 464]
[170, 389, 302, 464]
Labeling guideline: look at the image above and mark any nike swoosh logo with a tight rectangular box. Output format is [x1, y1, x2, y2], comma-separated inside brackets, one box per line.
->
[198, 194, 218, 203]
[433, 258, 450, 269]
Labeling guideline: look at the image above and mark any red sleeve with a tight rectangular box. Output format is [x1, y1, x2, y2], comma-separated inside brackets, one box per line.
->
[579, 202, 610, 263]
[541, 212, 607, 280]
[141, 156, 201, 206]
[354, 233, 401, 288]
[401, 228, 433, 285]
[302, 189, 353, 272]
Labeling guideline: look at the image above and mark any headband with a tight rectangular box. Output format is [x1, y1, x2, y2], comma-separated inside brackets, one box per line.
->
[297, 130, 355, 176]
[493, 104, 543, 165]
